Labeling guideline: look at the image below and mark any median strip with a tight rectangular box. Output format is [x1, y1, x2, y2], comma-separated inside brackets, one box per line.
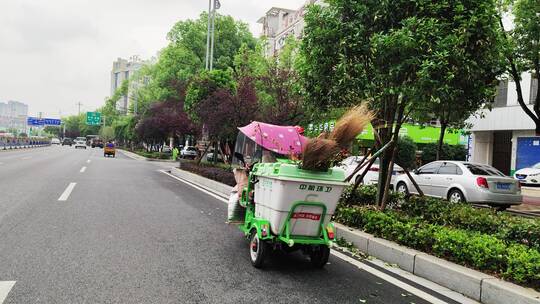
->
[58, 182, 77, 201]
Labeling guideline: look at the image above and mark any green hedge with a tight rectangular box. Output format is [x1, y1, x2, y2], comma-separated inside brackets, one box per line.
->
[400, 196, 540, 251]
[340, 185, 403, 208]
[334, 205, 540, 288]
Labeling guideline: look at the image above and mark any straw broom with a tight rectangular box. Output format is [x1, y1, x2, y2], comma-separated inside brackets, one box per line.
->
[302, 104, 374, 171]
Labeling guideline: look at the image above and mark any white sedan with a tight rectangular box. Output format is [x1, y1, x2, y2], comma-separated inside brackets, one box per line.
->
[74, 140, 87, 149]
[514, 162, 540, 186]
[395, 161, 522, 209]
[340, 156, 404, 186]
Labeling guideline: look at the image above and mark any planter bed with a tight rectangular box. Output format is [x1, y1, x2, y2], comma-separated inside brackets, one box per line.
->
[335, 186, 540, 291]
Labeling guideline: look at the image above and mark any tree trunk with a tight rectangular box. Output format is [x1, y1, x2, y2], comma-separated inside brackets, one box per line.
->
[499, 17, 540, 135]
[436, 122, 447, 160]
[196, 141, 212, 165]
[380, 145, 398, 210]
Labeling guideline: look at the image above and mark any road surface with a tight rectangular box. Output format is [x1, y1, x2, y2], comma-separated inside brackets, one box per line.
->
[0, 146, 469, 303]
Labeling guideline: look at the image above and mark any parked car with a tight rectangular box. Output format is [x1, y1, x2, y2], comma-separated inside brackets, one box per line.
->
[62, 138, 73, 146]
[162, 145, 172, 153]
[395, 161, 522, 209]
[514, 162, 540, 186]
[181, 146, 198, 159]
[51, 138, 61, 145]
[206, 149, 224, 162]
[74, 139, 87, 149]
[340, 155, 404, 187]
[91, 138, 104, 148]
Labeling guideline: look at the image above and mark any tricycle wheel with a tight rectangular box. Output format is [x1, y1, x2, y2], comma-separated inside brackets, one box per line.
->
[310, 245, 330, 268]
[249, 230, 269, 268]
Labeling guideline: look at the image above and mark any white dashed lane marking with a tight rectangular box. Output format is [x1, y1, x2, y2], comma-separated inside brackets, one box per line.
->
[80, 166, 87, 173]
[58, 182, 77, 201]
[0, 281, 15, 304]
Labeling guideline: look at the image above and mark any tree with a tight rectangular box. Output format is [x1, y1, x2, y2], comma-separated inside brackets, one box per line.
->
[301, 0, 503, 208]
[396, 136, 417, 170]
[167, 12, 256, 71]
[498, 0, 540, 134]
[185, 69, 236, 123]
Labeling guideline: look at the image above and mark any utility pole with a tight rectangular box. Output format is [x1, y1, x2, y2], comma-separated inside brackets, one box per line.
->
[205, 0, 212, 70]
[206, 0, 220, 71]
[76, 102, 83, 115]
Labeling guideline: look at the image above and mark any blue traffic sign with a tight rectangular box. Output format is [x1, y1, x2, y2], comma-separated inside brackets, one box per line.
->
[27, 117, 62, 126]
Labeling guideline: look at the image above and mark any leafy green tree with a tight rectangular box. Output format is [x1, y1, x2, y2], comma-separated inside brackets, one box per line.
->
[100, 126, 115, 142]
[498, 0, 540, 134]
[167, 12, 256, 71]
[301, 0, 502, 208]
[185, 69, 236, 122]
[396, 136, 417, 170]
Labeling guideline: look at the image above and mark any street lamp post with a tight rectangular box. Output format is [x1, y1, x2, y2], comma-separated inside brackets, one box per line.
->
[205, 0, 220, 71]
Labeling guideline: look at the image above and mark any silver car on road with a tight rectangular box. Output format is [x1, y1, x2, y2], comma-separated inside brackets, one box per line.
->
[395, 161, 522, 209]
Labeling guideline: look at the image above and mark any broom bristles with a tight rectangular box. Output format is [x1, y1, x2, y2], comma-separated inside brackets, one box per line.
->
[301, 103, 374, 171]
[331, 104, 374, 148]
[302, 138, 340, 171]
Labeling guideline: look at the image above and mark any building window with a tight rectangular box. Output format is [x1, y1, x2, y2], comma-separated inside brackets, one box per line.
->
[125, 71, 129, 80]
[493, 80, 508, 108]
[530, 76, 538, 105]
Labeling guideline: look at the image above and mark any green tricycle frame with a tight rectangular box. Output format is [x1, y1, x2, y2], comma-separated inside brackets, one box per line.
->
[237, 162, 339, 268]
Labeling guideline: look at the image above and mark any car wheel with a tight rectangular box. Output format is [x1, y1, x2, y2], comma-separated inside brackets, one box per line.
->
[448, 189, 465, 203]
[396, 182, 409, 196]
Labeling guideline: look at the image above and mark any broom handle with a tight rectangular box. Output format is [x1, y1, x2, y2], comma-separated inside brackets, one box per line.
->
[344, 140, 395, 182]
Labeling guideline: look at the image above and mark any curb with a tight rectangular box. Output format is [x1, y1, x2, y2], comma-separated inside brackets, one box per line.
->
[335, 223, 540, 304]
[169, 167, 232, 198]
[118, 149, 176, 162]
[165, 166, 540, 304]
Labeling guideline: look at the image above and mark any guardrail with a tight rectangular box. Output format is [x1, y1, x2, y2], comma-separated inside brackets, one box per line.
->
[0, 139, 51, 150]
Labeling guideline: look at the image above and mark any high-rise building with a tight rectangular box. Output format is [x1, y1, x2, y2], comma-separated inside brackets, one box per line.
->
[0, 101, 29, 134]
[110, 56, 144, 114]
[257, 1, 322, 57]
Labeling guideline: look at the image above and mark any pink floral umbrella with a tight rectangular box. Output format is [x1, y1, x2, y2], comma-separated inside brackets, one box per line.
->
[238, 121, 308, 155]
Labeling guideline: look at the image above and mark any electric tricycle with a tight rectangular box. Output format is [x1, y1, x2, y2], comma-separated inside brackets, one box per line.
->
[232, 122, 347, 268]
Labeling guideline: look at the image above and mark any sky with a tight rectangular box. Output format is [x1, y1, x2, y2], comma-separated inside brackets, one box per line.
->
[0, 0, 306, 118]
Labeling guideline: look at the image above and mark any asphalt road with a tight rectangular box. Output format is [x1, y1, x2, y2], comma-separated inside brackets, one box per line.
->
[0, 146, 465, 304]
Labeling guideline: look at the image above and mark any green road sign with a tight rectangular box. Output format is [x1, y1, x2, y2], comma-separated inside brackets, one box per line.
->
[86, 112, 101, 126]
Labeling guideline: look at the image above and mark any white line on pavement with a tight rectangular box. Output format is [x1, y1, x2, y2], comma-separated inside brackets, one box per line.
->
[80, 166, 87, 173]
[87, 159, 91, 163]
[21, 156, 31, 160]
[160, 170, 228, 202]
[0, 281, 15, 304]
[330, 250, 449, 304]
[58, 182, 77, 201]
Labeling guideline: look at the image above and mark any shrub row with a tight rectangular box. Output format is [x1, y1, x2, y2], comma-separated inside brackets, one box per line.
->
[400, 196, 540, 250]
[333, 205, 540, 288]
[180, 161, 236, 186]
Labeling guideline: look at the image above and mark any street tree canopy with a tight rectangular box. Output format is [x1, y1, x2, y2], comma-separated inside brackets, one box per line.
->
[498, 0, 540, 134]
[301, 0, 502, 207]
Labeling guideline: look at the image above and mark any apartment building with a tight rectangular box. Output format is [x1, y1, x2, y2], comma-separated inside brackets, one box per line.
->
[0, 101, 28, 134]
[110, 56, 144, 114]
[467, 73, 539, 175]
[257, 1, 322, 56]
